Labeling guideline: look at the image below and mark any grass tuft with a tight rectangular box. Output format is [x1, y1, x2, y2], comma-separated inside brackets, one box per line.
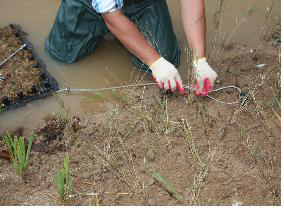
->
[3, 132, 33, 175]
[54, 154, 72, 200]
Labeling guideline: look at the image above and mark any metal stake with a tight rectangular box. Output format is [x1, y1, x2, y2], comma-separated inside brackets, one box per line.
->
[0, 43, 27, 68]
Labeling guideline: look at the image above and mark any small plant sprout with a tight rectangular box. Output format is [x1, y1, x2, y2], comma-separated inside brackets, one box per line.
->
[152, 171, 184, 203]
[54, 154, 72, 200]
[3, 132, 33, 176]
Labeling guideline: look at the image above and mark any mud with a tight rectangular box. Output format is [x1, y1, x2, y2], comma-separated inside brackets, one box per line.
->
[33, 116, 68, 154]
[0, 30, 280, 205]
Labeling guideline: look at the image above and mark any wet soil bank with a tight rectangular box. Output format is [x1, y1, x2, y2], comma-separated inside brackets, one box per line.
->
[0, 23, 281, 205]
[0, 0, 281, 131]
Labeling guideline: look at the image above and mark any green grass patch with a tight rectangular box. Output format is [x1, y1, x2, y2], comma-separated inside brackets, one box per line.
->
[54, 154, 72, 200]
[3, 132, 33, 175]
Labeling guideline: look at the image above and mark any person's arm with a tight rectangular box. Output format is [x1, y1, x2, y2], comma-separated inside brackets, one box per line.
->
[180, 0, 206, 60]
[102, 10, 185, 94]
[180, 0, 217, 96]
[101, 10, 160, 66]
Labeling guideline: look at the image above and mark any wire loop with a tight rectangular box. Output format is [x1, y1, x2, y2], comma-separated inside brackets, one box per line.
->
[56, 83, 243, 105]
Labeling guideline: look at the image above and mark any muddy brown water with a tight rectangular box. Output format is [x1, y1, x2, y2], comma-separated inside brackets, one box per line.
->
[0, 0, 280, 132]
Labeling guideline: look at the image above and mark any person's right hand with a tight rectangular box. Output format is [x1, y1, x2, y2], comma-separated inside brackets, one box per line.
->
[150, 57, 185, 94]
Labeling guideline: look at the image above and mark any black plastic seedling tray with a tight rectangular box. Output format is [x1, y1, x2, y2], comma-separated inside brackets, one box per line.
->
[0, 24, 59, 113]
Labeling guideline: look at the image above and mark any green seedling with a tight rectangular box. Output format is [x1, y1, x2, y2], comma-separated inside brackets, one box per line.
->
[3, 132, 33, 175]
[152, 171, 184, 203]
[54, 155, 72, 200]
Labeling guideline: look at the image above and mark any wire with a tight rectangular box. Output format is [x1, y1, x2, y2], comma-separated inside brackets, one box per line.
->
[205, 86, 242, 105]
[55, 83, 242, 105]
[56, 83, 157, 93]
[0, 43, 27, 67]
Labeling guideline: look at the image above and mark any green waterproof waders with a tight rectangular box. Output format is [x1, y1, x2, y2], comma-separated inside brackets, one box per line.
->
[45, 0, 181, 71]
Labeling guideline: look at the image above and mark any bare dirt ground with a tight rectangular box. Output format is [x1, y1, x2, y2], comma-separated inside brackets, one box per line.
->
[0, 22, 280, 205]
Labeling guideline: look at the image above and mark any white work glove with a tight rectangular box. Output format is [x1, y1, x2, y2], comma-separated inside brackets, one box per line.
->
[193, 58, 218, 96]
[150, 57, 185, 94]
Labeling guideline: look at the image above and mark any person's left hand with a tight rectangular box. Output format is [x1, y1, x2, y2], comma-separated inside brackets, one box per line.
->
[193, 58, 218, 96]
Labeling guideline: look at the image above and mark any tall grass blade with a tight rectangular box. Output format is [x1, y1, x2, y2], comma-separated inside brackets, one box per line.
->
[25, 135, 33, 166]
[64, 155, 72, 194]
